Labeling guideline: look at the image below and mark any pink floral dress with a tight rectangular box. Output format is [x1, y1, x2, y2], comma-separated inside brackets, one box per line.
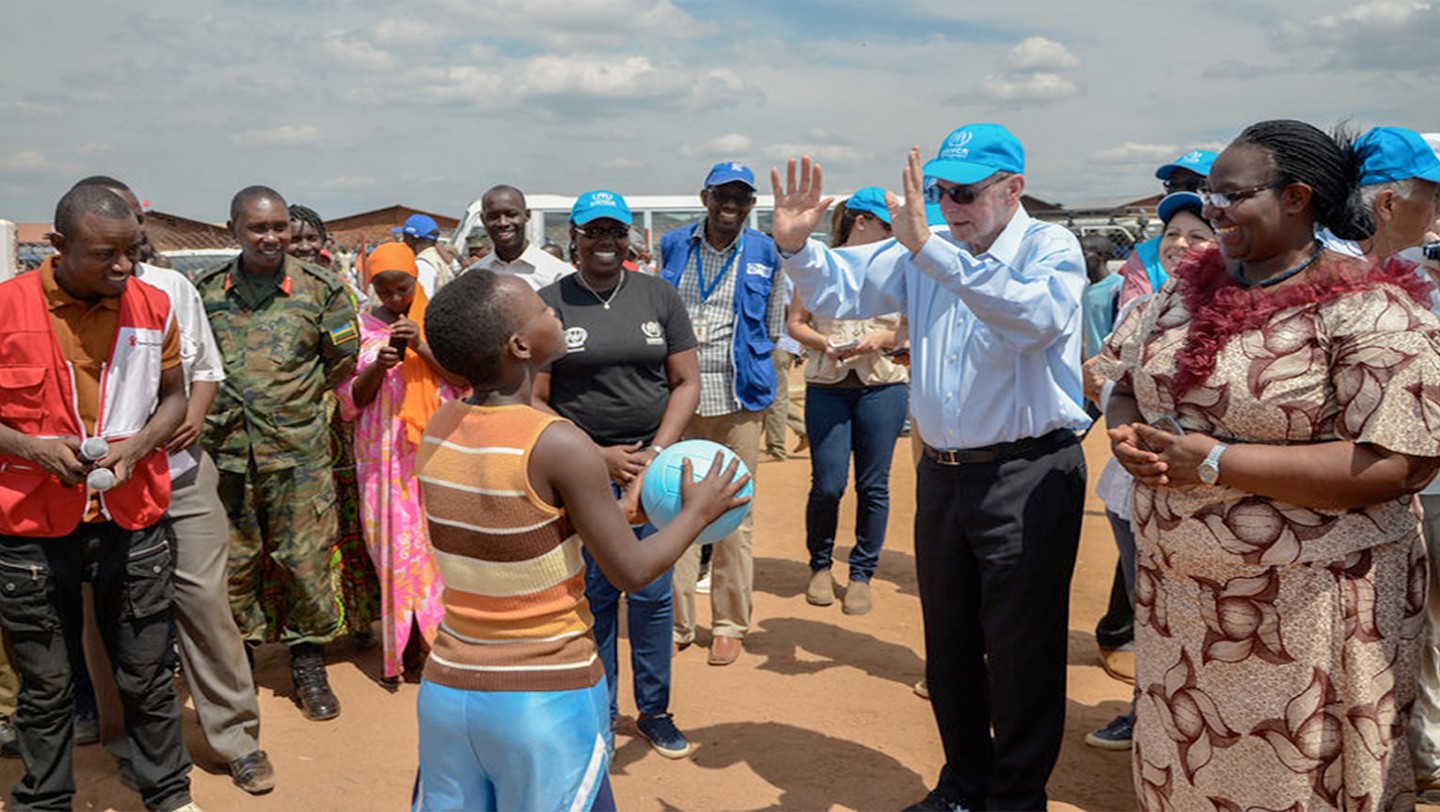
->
[1098, 250, 1440, 810]
[338, 311, 448, 678]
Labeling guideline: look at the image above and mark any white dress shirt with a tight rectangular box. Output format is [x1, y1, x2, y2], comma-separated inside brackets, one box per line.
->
[465, 243, 573, 291]
[134, 262, 225, 478]
[782, 206, 1091, 449]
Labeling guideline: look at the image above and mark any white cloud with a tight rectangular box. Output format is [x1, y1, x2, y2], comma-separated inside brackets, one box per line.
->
[1312, 0, 1430, 28]
[323, 175, 376, 189]
[1090, 143, 1181, 164]
[319, 33, 398, 72]
[978, 72, 1079, 102]
[763, 143, 869, 164]
[372, 18, 444, 45]
[432, 0, 701, 48]
[1003, 36, 1080, 71]
[680, 134, 753, 158]
[523, 55, 667, 98]
[77, 143, 110, 155]
[1090, 141, 1228, 167]
[0, 151, 50, 171]
[230, 126, 323, 147]
[0, 101, 60, 116]
[603, 157, 645, 171]
[1277, 0, 1440, 70]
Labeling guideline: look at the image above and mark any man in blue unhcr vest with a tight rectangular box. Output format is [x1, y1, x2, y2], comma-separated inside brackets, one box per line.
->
[1117, 149, 1216, 306]
[659, 161, 785, 666]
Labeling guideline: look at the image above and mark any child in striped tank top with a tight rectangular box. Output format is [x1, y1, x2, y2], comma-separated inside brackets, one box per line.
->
[413, 270, 750, 812]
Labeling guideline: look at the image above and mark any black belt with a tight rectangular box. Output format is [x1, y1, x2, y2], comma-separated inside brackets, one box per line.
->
[922, 429, 1075, 466]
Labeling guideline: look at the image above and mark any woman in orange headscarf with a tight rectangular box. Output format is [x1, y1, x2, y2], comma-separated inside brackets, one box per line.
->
[339, 242, 468, 682]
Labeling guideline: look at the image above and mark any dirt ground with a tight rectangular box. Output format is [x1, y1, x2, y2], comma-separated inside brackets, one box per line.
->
[0, 419, 1146, 812]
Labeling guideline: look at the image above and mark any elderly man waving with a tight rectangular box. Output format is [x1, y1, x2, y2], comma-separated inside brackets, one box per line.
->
[772, 123, 1090, 812]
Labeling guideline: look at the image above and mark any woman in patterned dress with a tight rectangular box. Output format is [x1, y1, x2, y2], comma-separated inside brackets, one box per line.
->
[338, 242, 466, 681]
[1098, 120, 1440, 810]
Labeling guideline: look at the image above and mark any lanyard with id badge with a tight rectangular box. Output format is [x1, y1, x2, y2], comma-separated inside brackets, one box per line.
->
[691, 237, 743, 344]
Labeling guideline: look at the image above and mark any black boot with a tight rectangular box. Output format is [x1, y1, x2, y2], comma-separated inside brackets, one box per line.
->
[290, 643, 341, 721]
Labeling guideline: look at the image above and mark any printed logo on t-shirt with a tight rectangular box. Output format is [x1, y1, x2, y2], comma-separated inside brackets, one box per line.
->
[566, 326, 588, 352]
[641, 320, 664, 345]
[745, 262, 772, 279]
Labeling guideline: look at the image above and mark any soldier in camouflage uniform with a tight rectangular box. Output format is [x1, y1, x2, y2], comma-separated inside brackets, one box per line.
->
[197, 186, 359, 722]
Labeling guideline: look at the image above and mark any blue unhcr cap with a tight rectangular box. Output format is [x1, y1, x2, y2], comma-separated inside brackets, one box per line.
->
[391, 213, 441, 239]
[924, 123, 1025, 185]
[704, 161, 756, 190]
[1155, 150, 1217, 180]
[1157, 191, 1205, 225]
[844, 186, 892, 224]
[1355, 126, 1440, 186]
[570, 190, 632, 226]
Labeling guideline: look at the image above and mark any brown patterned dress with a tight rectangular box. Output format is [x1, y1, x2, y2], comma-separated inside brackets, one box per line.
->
[1097, 249, 1440, 811]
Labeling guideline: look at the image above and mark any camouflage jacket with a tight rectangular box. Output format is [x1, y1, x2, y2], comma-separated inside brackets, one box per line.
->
[196, 254, 359, 474]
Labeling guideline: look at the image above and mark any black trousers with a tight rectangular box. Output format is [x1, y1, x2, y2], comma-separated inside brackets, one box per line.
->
[915, 434, 1086, 811]
[0, 523, 192, 811]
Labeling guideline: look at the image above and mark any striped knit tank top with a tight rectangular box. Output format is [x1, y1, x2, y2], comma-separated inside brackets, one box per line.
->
[416, 401, 603, 692]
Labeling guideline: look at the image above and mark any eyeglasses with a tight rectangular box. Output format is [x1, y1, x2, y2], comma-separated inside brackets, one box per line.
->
[1163, 176, 1205, 194]
[573, 225, 631, 241]
[1197, 184, 1276, 209]
[709, 189, 755, 207]
[924, 174, 1007, 206]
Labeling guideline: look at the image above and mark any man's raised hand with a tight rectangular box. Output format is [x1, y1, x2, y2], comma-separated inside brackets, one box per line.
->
[770, 156, 835, 253]
[887, 146, 933, 255]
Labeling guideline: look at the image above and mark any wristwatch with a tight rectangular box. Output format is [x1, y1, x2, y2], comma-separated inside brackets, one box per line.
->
[1197, 443, 1228, 486]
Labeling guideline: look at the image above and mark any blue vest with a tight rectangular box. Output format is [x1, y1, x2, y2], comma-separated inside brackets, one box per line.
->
[1135, 237, 1167, 293]
[660, 224, 778, 412]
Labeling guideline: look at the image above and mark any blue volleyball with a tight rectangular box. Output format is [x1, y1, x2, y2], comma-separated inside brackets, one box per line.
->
[639, 440, 754, 545]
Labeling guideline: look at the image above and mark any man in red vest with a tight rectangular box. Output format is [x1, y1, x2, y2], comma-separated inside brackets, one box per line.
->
[0, 185, 194, 811]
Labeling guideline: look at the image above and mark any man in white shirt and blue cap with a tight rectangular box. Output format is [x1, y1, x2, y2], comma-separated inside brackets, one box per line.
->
[1344, 125, 1440, 804]
[392, 213, 453, 295]
[772, 123, 1090, 812]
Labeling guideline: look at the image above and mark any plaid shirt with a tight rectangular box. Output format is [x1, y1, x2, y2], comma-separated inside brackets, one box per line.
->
[676, 221, 786, 416]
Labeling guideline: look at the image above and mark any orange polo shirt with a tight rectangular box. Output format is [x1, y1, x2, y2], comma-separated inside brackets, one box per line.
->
[38, 257, 181, 520]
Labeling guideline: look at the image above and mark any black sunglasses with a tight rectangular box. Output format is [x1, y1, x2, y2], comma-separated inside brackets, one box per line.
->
[923, 174, 1007, 206]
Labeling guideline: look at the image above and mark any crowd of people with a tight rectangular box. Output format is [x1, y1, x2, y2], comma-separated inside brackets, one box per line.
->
[4, 116, 1440, 812]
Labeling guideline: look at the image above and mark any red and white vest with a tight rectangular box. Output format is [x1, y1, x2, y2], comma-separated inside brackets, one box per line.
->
[0, 271, 173, 537]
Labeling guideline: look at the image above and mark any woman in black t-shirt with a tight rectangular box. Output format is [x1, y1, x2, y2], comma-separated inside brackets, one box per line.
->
[535, 191, 701, 759]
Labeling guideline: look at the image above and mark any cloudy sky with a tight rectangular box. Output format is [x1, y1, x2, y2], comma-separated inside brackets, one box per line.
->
[1, 0, 1436, 224]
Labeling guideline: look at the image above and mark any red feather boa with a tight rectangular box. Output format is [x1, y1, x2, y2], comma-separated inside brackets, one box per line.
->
[1169, 246, 1434, 396]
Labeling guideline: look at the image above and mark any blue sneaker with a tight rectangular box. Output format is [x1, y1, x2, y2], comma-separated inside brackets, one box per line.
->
[1084, 713, 1133, 751]
[635, 713, 692, 759]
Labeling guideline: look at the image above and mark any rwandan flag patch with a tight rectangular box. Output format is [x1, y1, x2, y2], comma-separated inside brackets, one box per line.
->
[328, 321, 359, 346]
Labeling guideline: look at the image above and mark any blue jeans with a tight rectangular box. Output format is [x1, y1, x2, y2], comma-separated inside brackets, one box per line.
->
[804, 382, 909, 582]
[583, 517, 673, 719]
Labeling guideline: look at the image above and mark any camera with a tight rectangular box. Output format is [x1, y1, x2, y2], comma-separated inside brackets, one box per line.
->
[1424, 241, 1440, 262]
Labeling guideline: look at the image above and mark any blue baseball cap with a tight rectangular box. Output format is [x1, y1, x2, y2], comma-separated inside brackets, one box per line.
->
[924, 123, 1025, 185]
[1355, 126, 1440, 186]
[570, 190, 632, 226]
[1155, 150, 1217, 180]
[392, 214, 440, 239]
[844, 186, 892, 224]
[1157, 191, 1205, 225]
[704, 161, 756, 190]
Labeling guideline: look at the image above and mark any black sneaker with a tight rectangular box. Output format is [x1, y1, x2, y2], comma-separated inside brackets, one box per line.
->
[1084, 713, 1134, 751]
[635, 713, 692, 759]
[74, 708, 100, 746]
[903, 790, 968, 812]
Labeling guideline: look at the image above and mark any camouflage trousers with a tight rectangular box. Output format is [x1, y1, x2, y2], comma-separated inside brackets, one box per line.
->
[217, 459, 341, 647]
